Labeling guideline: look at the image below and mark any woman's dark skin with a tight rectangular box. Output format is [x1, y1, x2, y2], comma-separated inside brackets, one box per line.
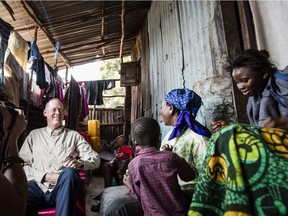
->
[212, 49, 288, 131]
[212, 66, 269, 131]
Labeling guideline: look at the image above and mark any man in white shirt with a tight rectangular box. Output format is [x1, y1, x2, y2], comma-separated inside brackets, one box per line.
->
[19, 98, 100, 216]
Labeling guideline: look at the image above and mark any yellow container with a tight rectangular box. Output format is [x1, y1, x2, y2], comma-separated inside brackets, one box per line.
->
[90, 136, 101, 152]
[88, 120, 100, 137]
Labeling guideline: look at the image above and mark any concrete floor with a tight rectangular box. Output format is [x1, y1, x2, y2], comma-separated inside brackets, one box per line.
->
[85, 174, 104, 216]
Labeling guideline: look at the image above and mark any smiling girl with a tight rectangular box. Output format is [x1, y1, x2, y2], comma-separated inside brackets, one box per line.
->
[212, 49, 288, 130]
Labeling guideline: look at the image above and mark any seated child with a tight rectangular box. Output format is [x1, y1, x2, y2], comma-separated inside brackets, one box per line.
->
[123, 117, 197, 215]
[113, 135, 133, 179]
[103, 135, 133, 186]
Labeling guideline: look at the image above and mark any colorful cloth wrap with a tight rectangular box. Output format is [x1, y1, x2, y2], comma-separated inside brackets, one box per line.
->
[189, 123, 288, 216]
[165, 88, 211, 140]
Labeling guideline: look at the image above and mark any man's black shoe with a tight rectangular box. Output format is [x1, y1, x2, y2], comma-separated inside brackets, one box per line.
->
[91, 203, 100, 212]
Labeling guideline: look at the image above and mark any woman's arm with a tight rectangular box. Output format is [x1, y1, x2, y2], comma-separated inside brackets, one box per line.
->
[263, 116, 288, 130]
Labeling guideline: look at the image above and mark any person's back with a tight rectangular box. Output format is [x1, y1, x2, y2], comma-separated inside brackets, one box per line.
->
[125, 117, 196, 216]
[129, 148, 194, 215]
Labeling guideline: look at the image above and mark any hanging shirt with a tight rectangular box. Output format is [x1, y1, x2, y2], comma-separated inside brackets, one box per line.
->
[84, 79, 116, 105]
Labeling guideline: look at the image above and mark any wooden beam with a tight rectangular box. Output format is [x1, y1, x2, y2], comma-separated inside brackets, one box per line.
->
[20, 1, 71, 67]
[102, 95, 125, 98]
[39, 35, 136, 54]
[101, 1, 106, 56]
[44, 6, 151, 27]
[119, 0, 125, 59]
[1, 1, 16, 21]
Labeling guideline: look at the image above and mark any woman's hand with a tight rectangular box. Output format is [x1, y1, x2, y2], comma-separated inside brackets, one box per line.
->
[263, 117, 288, 130]
[211, 120, 227, 132]
[161, 144, 173, 151]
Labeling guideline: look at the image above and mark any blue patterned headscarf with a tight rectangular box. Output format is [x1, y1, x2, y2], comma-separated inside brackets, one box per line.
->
[165, 88, 211, 140]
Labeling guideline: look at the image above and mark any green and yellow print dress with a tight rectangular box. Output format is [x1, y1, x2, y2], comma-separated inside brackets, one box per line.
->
[189, 124, 288, 216]
[161, 127, 208, 190]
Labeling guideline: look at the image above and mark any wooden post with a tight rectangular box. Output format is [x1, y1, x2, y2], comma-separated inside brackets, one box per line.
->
[119, 0, 125, 59]
[124, 86, 131, 136]
[65, 66, 68, 90]
[93, 105, 96, 120]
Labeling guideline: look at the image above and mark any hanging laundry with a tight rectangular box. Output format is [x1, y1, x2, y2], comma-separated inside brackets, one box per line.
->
[0, 18, 13, 97]
[79, 83, 89, 121]
[29, 42, 47, 89]
[84, 79, 115, 105]
[54, 42, 60, 59]
[63, 75, 81, 130]
[0, 18, 13, 68]
[4, 30, 29, 105]
[42, 63, 64, 101]
[29, 41, 40, 60]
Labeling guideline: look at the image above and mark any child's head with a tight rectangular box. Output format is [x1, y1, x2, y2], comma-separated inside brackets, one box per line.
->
[114, 135, 128, 147]
[131, 117, 160, 149]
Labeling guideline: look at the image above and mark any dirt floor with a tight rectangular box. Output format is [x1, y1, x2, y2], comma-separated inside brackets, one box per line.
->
[85, 173, 104, 216]
[85, 152, 115, 215]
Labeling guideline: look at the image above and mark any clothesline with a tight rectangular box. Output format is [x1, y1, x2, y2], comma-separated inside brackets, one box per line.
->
[65, 79, 120, 85]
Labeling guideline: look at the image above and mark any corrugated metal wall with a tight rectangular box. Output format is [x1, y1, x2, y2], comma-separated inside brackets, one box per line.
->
[144, 0, 236, 134]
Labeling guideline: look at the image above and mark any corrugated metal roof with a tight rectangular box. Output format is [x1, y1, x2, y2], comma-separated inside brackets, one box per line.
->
[0, 1, 151, 69]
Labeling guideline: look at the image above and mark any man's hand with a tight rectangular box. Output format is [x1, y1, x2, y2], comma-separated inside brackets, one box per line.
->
[44, 172, 59, 185]
[63, 156, 84, 169]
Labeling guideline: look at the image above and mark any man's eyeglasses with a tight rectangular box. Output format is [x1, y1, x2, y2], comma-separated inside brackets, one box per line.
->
[46, 108, 64, 113]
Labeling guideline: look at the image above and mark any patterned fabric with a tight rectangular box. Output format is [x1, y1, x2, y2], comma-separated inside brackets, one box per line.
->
[165, 88, 211, 140]
[128, 147, 195, 216]
[161, 127, 208, 190]
[165, 88, 202, 114]
[189, 124, 288, 216]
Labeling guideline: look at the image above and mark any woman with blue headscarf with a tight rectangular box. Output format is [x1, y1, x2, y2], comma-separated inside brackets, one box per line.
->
[160, 88, 211, 206]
